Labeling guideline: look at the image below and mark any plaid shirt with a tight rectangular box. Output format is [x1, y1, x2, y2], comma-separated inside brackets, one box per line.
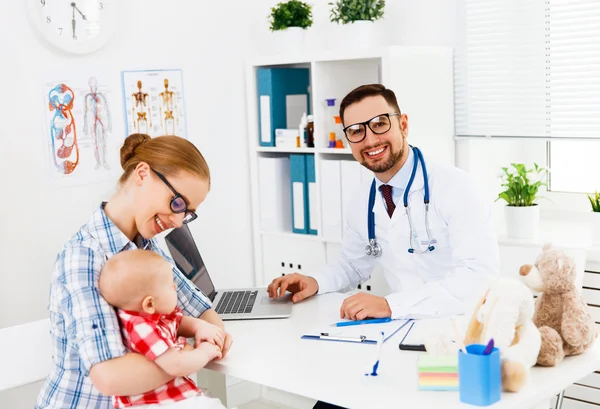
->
[113, 307, 200, 407]
[35, 204, 212, 409]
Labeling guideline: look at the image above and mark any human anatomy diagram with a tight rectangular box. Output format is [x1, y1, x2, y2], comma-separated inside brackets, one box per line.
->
[159, 79, 178, 135]
[48, 84, 79, 175]
[83, 77, 112, 170]
[132, 80, 152, 134]
[122, 69, 187, 139]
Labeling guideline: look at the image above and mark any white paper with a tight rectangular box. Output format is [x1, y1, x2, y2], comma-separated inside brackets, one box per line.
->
[293, 181, 305, 230]
[260, 95, 271, 143]
[286, 94, 307, 129]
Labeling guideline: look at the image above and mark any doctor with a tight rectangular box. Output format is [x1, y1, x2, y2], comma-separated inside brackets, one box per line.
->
[267, 84, 500, 321]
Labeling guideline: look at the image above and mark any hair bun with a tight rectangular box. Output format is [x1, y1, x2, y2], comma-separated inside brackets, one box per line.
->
[120, 133, 151, 168]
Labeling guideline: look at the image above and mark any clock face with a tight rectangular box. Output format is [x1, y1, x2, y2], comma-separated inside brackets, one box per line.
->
[28, 0, 117, 54]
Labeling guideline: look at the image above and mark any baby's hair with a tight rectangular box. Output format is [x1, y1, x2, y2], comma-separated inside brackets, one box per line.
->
[99, 249, 170, 309]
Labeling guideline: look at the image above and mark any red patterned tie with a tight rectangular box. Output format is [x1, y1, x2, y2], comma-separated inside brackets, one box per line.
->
[379, 184, 396, 218]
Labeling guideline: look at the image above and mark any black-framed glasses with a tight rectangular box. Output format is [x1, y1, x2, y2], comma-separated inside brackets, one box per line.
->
[151, 168, 198, 224]
[343, 112, 401, 143]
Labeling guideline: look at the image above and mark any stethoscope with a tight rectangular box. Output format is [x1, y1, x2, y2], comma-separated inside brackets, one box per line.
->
[365, 146, 436, 257]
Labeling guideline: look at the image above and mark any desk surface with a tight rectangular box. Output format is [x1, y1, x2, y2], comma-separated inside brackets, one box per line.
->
[207, 292, 600, 409]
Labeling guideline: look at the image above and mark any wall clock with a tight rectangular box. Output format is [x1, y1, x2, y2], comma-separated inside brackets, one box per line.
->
[26, 0, 119, 55]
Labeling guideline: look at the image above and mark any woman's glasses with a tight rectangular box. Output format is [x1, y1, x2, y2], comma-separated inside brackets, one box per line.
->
[343, 112, 401, 143]
[151, 168, 198, 224]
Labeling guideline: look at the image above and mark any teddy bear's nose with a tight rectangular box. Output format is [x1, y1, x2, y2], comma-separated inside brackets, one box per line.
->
[519, 265, 533, 276]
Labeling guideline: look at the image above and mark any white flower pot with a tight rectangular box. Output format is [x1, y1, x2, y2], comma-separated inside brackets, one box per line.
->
[273, 27, 306, 54]
[504, 205, 540, 240]
[591, 212, 600, 247]
[344, 20, 376, 48]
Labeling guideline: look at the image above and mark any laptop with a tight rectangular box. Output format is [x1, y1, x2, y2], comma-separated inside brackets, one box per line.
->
[164, 224, 292, 320]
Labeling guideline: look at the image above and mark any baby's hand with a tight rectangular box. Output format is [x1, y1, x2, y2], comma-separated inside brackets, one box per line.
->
[196, 341, 222, 363]
[193, 319, 225, 349]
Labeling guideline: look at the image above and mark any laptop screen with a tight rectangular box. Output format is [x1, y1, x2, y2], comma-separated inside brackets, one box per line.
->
[164, 225, 217, 301]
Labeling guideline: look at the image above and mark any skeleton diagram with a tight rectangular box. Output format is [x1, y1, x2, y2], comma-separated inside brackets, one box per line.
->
[159, 79, 178, 135]
[83, 77, 112, 170]
[48, 84, 79, 174]
[132, 80, 151, 133]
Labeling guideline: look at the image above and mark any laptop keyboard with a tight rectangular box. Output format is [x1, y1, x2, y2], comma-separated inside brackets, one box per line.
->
[215, 290, 257, 315]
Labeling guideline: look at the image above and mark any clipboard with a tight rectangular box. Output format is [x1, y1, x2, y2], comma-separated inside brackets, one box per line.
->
[301, 319, 412, 345]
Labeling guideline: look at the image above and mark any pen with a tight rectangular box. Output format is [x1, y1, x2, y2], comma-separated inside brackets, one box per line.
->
[318, 333, 367, 343]
[482, 338, 494, 355]
[369, 331, 385, 376]
[335, 317, 392, 327]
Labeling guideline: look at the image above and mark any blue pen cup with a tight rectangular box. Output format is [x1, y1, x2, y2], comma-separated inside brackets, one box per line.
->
[458, 344, 501, 406]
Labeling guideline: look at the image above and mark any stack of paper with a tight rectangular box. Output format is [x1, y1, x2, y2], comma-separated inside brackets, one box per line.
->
[417, 354, 459, 391]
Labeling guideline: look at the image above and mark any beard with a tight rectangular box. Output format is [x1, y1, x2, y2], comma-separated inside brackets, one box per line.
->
[360, 142, 404, 173]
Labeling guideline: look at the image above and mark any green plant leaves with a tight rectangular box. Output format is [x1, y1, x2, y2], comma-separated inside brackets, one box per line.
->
[589, 191, 600, 212]
[269, 0, 313, 31]
[496, 162, 549, 207]
[329, 0, 385, 24]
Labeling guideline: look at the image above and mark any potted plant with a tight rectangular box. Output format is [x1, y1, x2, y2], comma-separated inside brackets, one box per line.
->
[588, 191, 600, 246]
[268, 1, 313, 52]
[496, 163, 549, 239]
[329, 0, 385, 48]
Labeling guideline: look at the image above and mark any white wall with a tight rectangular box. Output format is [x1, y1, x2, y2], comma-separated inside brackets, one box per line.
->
[0, 0, 460, 406]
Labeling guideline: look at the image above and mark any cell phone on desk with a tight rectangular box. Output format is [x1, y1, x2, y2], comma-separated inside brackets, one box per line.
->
[399, 343, 426, 352]
[397, 321, 427, 352]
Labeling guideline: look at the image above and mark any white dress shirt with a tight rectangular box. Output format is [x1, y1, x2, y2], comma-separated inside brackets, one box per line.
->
[309, 148, 500, 319]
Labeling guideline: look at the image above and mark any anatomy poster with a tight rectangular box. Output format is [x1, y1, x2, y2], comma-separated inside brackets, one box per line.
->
[42, 71, 120, 186]
[121, 69, 188, 139]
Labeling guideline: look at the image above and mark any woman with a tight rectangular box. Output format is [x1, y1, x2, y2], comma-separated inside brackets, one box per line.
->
[35, 133, 233, 409]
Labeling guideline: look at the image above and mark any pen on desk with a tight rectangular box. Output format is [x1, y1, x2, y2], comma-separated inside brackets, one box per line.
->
[369, 331, 385, 376]
[335, 318, 392, 327]
[451, 318, 467, 354]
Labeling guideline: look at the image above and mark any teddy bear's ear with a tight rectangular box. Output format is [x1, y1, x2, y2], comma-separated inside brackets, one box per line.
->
[543, 243, 554, 252]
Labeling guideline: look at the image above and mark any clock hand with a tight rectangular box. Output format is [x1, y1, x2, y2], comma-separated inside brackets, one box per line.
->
[71, 2, 87, 20]
[71, 5, 76, 39]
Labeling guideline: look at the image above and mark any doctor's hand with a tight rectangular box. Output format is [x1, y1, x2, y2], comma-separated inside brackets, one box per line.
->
[340, 292, 392, 320]
[266, 273, 319, 303]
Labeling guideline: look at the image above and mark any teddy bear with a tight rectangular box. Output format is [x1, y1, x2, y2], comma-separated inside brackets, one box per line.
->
[519, 243, 597, 367]
[463, 276, 542, 392]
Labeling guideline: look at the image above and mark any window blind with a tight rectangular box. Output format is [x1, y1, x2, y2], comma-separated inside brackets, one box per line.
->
[455, 0, 600, 140]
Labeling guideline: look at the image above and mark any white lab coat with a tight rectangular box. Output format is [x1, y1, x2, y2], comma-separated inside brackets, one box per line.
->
[309, 152, 501, 319]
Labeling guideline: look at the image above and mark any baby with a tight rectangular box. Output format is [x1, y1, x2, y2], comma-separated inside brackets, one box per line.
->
[99, 249, 230, 409]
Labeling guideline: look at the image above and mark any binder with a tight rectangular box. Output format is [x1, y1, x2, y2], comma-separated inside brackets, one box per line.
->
[320, 159, 343, 242]
[290, 154, 308, 234]
[257, 68, 310, 147]
[305, 154, 318, 235]
[340, 160, 363, 230]
[257, 156, 291, 232]
[301, 319, 412, 345]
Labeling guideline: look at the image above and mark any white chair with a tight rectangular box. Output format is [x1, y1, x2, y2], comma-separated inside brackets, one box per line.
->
[0, 319, 52, 394]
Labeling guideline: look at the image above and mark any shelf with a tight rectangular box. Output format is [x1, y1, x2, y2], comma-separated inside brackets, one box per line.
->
[255, 147, 316, 154]
[260, 230, 322, 242]
[318, 148, 353, 155]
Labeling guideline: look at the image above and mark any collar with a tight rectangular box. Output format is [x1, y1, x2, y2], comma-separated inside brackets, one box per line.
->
[86, 202, 154, 258]
[374, 146, 416, 193]
[121, 306, 183, 322]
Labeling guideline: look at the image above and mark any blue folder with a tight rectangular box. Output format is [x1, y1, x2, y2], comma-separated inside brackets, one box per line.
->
[256, 67, 310, 147]
[290, 154, 308, 234]
[305, 154, 317, 235]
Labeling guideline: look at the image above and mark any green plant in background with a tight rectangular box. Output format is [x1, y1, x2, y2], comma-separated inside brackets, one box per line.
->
[329, 0, 386, 24]
[589, 191, 600, 212]
[269, 0, 313, 31]
[496, 163, 549, 207]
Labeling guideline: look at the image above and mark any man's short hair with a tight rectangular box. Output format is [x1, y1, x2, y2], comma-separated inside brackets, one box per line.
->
[339, 84, 401, 125]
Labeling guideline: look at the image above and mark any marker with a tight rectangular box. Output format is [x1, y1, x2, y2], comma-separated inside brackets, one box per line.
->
[482, 338, 494, 355]
[367, 331, 385, 376]
[335, 317, 392, 327]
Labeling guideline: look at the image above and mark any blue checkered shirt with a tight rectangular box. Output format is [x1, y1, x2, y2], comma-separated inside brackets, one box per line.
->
[35, 205, 212, 409]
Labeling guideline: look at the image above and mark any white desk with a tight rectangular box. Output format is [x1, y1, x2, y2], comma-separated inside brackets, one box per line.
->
[207, 292, 600, 409]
